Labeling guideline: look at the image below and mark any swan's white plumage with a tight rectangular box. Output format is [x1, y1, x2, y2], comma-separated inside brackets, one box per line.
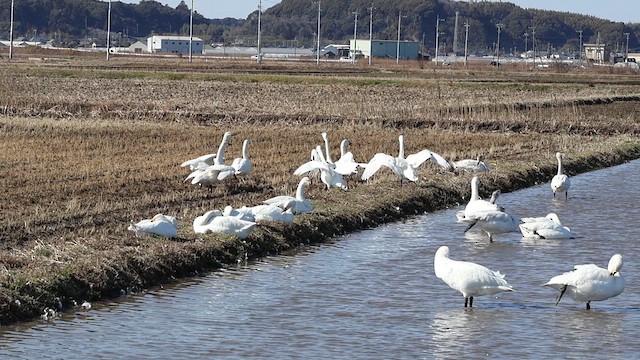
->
[551, 152, 571, 199]
[223, 205, 256, 222]
[249, 204, 295, 224]
[185, 132, 234, 188]
[192, 210, 256, 239]
[464, 210, 522, 242]
[456, 177, 502, 223]
[544, 254, 624, 309]
[453, 155, 491, 173]
[263, 177, 313, 214]
[361, 135, 420, 182]
[128, 214, 178, 238]
[294, 147, 348, 190]
[519, 213, 574, 239]
[333, 139, 366, 175]
[434, 246, 514, 307]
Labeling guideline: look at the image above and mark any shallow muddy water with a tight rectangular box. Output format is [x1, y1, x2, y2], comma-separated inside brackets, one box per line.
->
[1, 159, 639, 359]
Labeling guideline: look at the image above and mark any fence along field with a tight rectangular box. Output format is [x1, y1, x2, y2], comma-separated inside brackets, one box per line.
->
[0, 58, 638, 324]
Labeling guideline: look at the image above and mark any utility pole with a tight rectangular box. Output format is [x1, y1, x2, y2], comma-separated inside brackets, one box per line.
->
[368, 5, 374, 65]
[464, 21, 469, 69]
[577, 30, 583, 66]
[189, 0, 194, 63]
[396, 11, 402, 64]
[435, 15, 445, 66]
[352, 11, 358, 64]
[316, 0, 321, 65]
[257, 0, 262, 64]
[530, 26, 536, 69]
[624, 32, 630, 60]
[496, 23, 503, 66]
[9, 0, 14, 61]
[106, 0, 112, 61]
[524, 32, 529, 53]
[453, 11, 459, 53]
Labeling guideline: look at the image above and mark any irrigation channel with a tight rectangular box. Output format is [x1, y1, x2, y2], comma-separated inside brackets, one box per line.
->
[1, 159, 639, 359]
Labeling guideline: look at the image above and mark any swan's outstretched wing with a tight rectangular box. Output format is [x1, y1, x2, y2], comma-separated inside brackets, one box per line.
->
[334, 152, 360, 175]
[294, 160, 333, 176]
[361, 153, 395, 180]
[180, 153, 216, 170]
[428, 151, 452, 171]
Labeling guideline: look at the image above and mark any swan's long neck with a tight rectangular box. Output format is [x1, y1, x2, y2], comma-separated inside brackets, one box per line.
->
[242, 140, 249, 159]
[215, 134, 231, 165]
[556, 153, 563, 175]
[398, 135, 405, 159]
[470, 177, 480, 201]
[340, 140, 348, 157]
[315, 145, 327, 163]
[322, 133, 333, 164]
[296, 181, 308, 200]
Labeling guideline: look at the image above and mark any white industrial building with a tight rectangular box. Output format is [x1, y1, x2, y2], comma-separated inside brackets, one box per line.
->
[147, 36, 203, 54]
[350, 39, 420, 60]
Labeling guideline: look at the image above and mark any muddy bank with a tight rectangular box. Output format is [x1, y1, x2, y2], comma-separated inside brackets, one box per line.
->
[2, 143, 639, 325]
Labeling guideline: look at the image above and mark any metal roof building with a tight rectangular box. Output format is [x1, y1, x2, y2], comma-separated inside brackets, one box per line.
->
[147, 36, 204, 54]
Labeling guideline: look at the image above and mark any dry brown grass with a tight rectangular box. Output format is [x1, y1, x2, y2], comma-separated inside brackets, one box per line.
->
[0, 57, 638, 324]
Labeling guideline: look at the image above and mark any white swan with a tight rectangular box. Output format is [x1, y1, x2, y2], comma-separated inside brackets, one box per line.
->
[263, 177, 313, 214]
[128, 213, 178, 238]
[333, 139, 366, 176]
[185, 132, 234, 189]
[223, 205, 256, 222]
[192, 210, 256, 239]
[453, 155, 491, 173]
[519, 213, 574, 239]
[551, 152, 571, 199]
[361, 135, 419, 183]
[464, 210, 522, 242]
[456, 177, 503, 223]
[181, 131, 233, 171]
[216, 139, 252, 181]
[544, 254, 624, 310]
[249, 204, 295, 224]
[434, 246, 514, 307]
[294, 147, 348, 190]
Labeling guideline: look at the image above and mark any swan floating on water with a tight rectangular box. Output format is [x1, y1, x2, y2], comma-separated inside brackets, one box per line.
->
[128, 214, 178, 238]
[519, 213, 574, 239]
[544, 254, 624, 310]
[551, 152, 571, 199]
[434, 246, 514, 307]
[464, 210, 522, 242]
[263, 177, 313, 214]
[456, 177, 503, 223]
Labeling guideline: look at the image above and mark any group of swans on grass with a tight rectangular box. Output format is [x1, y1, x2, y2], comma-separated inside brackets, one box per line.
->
[181, 132, 253, 191]
[128, 177, 313, 239]
[434, 246, 624, 309]
[457, 172, 574, 242]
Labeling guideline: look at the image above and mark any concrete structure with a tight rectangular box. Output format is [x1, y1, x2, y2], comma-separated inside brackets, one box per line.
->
[350, 39, 420, 60]
[147, 36, 203, 54]
[584, 43, 608, 63]
[128, 41, 147, 53]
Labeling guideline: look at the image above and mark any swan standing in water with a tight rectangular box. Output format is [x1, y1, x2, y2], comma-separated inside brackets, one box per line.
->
[456, 177, 503, 223]
[544, 254, 624, 310]
[263, 177, 313, 214]
[434, 246, 514, 307]
[551, 152, 571, 199]
[452, 155, 491, 173]
[128, 214, 178, 238]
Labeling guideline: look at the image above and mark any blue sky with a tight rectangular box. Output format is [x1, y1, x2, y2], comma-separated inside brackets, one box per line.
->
[115, 1, 637, 23]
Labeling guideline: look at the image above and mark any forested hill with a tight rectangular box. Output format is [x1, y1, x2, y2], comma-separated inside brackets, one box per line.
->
[0, 0, 637, 52]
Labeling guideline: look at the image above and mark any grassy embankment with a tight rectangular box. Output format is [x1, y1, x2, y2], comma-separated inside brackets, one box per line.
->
[0, 57, 639, 325]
